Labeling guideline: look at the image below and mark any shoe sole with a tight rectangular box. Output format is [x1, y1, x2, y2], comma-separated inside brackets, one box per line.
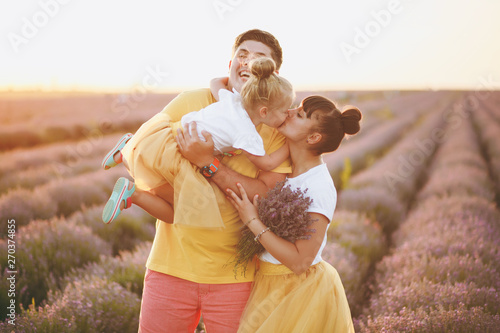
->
[102, 178, 128, 224]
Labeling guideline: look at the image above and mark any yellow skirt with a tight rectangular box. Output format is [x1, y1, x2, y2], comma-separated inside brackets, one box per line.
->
[121, 112, 224, 229]
[238, 261, 354, 333]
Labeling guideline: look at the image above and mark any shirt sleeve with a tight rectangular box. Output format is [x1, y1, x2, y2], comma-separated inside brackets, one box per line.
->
[308, 185, 337, 222]
[233, 133, 266, 156]
[160, 89, 216, 122]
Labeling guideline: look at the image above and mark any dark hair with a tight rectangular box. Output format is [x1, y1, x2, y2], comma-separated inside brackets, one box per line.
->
[240, 57, 294, 112]
[233, 29, 283, 70]
[302, 95, 362, 155]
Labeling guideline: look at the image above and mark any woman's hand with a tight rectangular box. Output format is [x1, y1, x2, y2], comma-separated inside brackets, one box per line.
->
[226, 183, 260, 225]
[176, 122, 215, 168]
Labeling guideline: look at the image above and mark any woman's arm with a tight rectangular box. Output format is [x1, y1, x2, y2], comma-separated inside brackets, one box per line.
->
[227, 183, 329, 275]
[245, 142, 289, 172]
[210, 77, 229, 101]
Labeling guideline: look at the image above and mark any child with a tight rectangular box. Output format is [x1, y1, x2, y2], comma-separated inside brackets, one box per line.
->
[101, 57, 294, 228]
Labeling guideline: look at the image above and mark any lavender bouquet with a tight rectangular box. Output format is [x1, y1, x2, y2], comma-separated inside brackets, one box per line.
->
[232, 181, 316, 277]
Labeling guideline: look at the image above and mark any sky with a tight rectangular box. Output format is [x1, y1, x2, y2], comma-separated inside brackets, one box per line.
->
[1, 0, 499, 92]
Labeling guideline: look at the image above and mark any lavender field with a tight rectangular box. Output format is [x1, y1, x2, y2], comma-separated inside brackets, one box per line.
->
[1, 90, 499, 332]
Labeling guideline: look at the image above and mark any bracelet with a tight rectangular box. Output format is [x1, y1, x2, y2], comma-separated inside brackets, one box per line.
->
[254, 227, 270, 242]
[244, 217, 258, 226]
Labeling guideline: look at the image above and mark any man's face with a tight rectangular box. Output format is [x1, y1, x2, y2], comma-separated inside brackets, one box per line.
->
[228, 40, 274, 92]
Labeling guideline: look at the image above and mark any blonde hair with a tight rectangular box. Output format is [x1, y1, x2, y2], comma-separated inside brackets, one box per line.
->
[240, 57, 294, 113]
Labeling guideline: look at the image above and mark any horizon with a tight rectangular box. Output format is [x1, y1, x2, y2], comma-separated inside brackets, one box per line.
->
[1, 0, 499, 92]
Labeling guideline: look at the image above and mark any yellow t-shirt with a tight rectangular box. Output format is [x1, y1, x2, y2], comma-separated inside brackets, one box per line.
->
[145, 88, 292, 283]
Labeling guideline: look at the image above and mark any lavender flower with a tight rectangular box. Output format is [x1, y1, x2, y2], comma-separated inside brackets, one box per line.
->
[232, 181, 316, 276]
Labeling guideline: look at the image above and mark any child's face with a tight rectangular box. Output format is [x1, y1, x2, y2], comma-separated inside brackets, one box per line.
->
[228, 40, 273, 93]
[261, 98, 293, 129]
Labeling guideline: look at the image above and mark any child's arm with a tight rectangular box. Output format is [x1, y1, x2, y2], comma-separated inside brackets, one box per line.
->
[245, 141, 289, 172]
[210, 77, 229, 101]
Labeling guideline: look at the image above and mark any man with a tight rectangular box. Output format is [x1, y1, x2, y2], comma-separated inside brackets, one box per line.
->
[138, 29, 291, 332]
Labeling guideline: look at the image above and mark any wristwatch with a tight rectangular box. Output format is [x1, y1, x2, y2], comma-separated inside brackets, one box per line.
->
[200, 157, 220, 178]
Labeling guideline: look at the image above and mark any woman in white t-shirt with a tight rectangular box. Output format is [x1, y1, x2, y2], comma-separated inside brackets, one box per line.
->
[226, 95, 361, 332]
[101, 57, 294, 228]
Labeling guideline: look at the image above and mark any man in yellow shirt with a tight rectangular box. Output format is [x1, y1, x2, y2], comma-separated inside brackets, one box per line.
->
[138, 29, 292, 332]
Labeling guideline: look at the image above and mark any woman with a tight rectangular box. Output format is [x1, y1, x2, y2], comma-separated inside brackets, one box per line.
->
[179, 95, 360, 332]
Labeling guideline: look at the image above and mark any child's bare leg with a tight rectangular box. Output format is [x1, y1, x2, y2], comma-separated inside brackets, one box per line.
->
[132, 188, 174, 223]
[150, 182, 174, 204]
[114, 151, 123, 164]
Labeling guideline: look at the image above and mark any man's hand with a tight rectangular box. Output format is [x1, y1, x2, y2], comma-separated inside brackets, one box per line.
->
[177, 121, 286, 199]
[176, 122, 215, 168]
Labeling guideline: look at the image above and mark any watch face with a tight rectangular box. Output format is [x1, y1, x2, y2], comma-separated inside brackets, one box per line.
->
[200, 160, 218, 178]
[201, 166, 213, 178]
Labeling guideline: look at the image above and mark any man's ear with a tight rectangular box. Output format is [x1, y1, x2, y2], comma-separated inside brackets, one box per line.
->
[307, 132, 322, 144]
[259, 106, 268, 118]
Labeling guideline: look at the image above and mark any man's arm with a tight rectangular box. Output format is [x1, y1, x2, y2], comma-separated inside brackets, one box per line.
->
[176, 122, 286, 198]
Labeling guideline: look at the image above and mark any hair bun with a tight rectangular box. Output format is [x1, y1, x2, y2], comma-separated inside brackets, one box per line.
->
[249, 57, 276, 80]
[341, 106, 362, 135]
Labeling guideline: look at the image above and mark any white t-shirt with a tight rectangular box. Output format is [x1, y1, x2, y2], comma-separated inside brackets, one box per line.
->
[180, 89, 265, 156]
[259, 163, 337, 265]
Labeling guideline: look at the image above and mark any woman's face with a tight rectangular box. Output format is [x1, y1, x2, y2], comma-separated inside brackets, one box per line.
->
[278, 104, 317, 141]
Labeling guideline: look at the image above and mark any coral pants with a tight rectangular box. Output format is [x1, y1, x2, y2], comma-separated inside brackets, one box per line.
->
[139, 269, 252, 333]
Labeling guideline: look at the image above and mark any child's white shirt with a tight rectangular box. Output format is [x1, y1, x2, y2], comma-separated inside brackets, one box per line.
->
[180, 89, 265, 156]
[259, 163, 337, 266]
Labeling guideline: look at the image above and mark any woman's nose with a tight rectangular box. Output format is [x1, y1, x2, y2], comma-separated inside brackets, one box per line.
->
[287, 108, 298, 118]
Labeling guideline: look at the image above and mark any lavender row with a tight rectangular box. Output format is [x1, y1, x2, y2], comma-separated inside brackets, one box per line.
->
[338, 96, 450, 233]
[0, 167, 128, 236]
[0, 205, 153, 325]
[471, 94, 500, 203]
[322, 210, 387, 315]
[0, 228, 151, 332]
[355, 110, 500, 331]
[0, 93, 169, 151]
[324, 92, 448, 190]
[0, 133, 129, 187]
[416, 98, 495, 203]
[322, 95, 454, 314]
